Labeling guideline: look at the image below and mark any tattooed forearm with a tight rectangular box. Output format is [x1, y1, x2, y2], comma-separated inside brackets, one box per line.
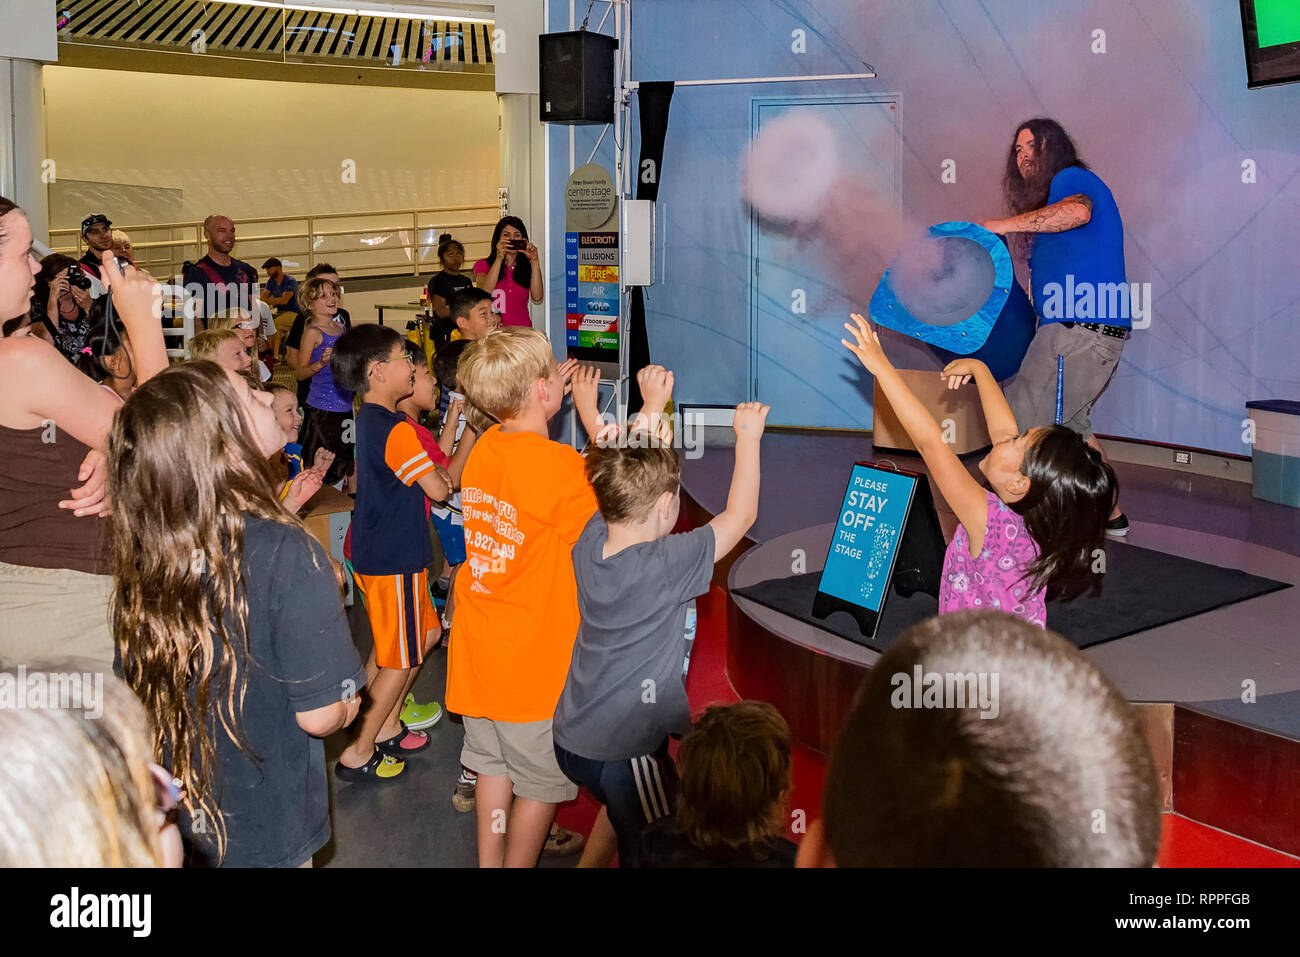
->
[1013, 194, 1093, 234]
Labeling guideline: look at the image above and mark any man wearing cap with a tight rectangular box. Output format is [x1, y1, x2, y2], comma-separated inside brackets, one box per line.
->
[79, 214, 115, 280]
[182, 214, 258, 325]
[260, 257, 301, 356]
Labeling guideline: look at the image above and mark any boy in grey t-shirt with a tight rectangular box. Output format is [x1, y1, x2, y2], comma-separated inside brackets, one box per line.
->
[553, 377, 769, 868]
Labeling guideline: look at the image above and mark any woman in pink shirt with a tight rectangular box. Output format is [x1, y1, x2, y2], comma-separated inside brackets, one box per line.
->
[473, 216, 542, 328]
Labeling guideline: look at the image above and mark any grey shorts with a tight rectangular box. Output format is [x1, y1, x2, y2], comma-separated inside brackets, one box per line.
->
[461, 715, 579, 804]
[1004, 322, 1125, 439]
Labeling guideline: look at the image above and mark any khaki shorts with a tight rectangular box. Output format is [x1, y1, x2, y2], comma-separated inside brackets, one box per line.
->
[461, 716, 578, 804]
[273, 310, 298, 337]
[0, 561, 115, 673]
[1004, 322, 1125, 439]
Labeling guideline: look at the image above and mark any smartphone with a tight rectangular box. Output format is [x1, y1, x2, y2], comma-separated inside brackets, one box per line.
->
[100, 255, 128, 349]
[508, 238, 527, 251]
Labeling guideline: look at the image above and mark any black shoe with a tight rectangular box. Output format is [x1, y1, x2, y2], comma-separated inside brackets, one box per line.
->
[375, 721, 431, 757]
[334, 748, 406, 783]
[1104, 513, 1131, 538]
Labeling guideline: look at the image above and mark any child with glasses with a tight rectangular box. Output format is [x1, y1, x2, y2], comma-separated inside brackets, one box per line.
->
[329, 325, 453, 784]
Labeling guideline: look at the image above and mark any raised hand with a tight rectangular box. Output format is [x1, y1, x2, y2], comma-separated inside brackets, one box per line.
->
[312, 448, 336, 473]
[47, 276, 70, 320]
[284, 468, 324, 512]
[557, 357, 579, 395]
[570, 364, 600, 412]
[445, 395, 465, 425]
[97, 253, 162, 329]
[841, 313, 892, 376]
[636, 364, 674, 412]
[732, 401, 770, 441]
[70, 285, 93, 313]
[938, 358, 988, 391]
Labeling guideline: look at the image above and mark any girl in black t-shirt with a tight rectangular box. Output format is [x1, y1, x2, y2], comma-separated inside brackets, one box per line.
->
[427, 233, 473, 323]
[107, 361, 365, 867]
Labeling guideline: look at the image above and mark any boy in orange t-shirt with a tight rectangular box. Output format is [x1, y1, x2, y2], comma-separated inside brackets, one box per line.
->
[449, 326, 602, 867]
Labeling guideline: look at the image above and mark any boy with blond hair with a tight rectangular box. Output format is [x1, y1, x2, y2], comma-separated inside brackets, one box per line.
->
[553, 373, 769, 867]
[448, 326, 601, 866]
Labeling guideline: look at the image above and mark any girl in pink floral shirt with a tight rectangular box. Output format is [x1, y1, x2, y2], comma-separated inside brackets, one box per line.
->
[942, 491, 1045, 626]
[843, 315, 1116, 627]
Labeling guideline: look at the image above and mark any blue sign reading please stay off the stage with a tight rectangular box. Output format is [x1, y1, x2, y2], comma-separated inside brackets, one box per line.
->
[817, 463, 917, 613]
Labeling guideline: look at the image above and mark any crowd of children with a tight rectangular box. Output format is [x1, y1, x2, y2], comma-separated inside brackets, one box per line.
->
[0, 191, 1162, 869]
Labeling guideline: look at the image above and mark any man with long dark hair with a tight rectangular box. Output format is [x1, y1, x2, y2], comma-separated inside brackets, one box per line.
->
[980, 119, 1129, 536]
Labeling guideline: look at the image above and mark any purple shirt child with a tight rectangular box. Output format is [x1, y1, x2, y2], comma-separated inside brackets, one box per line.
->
[305, 329, 352, 413]
[938, 491, 1046, 628]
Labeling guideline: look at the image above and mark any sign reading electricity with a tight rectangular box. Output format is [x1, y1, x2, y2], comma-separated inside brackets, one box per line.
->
[564, 163, 620, 355]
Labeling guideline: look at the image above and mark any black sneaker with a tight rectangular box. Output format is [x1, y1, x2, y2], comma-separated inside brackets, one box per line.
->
[1104, 513, 1131, 538]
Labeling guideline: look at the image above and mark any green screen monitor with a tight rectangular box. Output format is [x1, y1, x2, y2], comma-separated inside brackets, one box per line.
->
[1241, 0, 1300, 88]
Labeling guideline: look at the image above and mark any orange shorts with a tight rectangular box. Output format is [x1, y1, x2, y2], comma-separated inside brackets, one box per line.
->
[353, 569, 439, 670]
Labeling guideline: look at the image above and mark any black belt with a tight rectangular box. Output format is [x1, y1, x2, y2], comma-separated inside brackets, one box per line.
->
[1062, 321, 1130, 340]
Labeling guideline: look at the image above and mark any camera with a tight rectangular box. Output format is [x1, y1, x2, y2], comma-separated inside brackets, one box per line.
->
[64, 265, 93, 292]
[508, 238, 527, 251]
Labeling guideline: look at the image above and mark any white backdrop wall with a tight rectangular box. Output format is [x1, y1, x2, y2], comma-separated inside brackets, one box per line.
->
[43, 65, 501, 225]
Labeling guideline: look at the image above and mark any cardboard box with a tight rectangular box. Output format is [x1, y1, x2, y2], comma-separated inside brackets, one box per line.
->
[872, 368, 991, 455]
[301, 485, 354, 557]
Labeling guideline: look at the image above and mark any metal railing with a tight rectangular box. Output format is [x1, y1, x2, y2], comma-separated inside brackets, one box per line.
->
[49, 204, 501, 282]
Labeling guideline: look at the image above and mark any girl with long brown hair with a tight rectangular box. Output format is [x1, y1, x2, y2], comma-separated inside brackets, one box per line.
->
[107, 360, 365, 867]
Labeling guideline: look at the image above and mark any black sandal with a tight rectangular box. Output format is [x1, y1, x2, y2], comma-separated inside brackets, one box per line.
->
[375, 721, 431, 757]
[334, 747, 405, 783]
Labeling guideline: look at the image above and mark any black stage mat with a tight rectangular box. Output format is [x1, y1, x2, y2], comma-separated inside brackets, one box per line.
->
[732, 541, 1290, 653]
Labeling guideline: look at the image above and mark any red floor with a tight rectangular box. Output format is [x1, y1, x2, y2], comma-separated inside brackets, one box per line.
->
[556, 584, 1299, 867]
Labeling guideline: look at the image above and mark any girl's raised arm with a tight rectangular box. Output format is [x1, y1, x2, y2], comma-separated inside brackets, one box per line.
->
[843, 314, 989, 549]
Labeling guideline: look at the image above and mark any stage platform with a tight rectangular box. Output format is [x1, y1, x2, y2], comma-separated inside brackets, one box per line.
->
[680, 430, 1300, 858]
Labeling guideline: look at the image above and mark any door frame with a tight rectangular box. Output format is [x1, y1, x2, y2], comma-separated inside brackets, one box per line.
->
[747, 92, 903, 411]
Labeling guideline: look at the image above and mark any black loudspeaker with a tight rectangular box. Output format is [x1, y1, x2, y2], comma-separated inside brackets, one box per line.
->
[539, 30, 618, 124]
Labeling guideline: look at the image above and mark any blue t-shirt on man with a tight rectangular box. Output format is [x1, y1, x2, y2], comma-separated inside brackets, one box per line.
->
[266, 273, 301, 315]
[1028, 166, 1128, 328]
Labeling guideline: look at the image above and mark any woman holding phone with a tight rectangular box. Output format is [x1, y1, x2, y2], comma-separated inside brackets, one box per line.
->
[0, 195, 167, 669]
[473, 216, 542, 328]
